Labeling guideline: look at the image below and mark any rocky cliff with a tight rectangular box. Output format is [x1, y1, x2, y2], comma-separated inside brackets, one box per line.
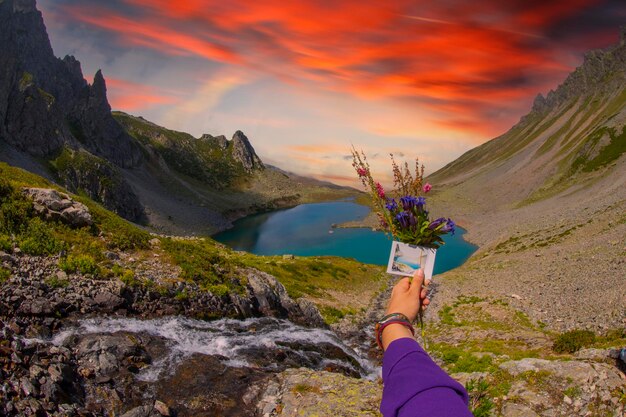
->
[0, 0, 143, 168]
[0, 0, 145, 220]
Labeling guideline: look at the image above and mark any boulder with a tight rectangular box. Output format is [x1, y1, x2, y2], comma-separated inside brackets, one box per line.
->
[22, 188, 92, 227]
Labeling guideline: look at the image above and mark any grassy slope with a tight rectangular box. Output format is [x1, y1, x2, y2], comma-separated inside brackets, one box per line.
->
[0, 161, 383, 323]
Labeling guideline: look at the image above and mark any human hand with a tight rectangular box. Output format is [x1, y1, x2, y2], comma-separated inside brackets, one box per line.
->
[385, 269, 430, 322]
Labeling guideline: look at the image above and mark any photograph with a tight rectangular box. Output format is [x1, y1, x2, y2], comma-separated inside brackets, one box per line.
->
[386, 241, 436, 280]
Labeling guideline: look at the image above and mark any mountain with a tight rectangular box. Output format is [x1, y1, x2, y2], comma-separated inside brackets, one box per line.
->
[423, 29, 625, 334]
[0, 0, 356, 234]
[429, 28, 626, 208]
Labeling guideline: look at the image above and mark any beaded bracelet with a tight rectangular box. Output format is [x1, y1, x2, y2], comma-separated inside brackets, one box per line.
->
[375, 313, 415, 349]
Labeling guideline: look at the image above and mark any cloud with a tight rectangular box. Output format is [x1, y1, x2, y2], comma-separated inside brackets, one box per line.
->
[105, 77, 181, 111]
[54, 0, 624, 134]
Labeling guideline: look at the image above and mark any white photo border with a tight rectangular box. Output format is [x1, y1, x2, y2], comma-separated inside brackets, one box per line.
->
[386, 241, 437, 280]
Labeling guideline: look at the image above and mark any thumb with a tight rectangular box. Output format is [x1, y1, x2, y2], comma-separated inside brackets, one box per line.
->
[410, 268, 425, 293]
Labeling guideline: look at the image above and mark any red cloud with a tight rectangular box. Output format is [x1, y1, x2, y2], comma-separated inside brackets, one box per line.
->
[105, 78, 181, 111]
[60, 0, 617, 136]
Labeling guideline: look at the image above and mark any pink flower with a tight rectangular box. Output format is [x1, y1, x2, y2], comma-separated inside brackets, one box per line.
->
[376, 182, 385, 199]
[357, 168, 368, 177]
[423, 183, 432, 193]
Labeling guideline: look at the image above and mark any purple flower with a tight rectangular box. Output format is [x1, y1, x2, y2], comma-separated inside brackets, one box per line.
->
[417, 196, 426, 207]
[395, 212, 410, 229]
[428, 217, 446, 230]
[395, 211, 416, 229]
[385, 198, 398, 212]
[400, 196, 418, 210]
[441, 218, 456, 235]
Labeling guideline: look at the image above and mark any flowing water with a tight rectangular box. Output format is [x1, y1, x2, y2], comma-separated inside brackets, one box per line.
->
[44, 316, 378, 380]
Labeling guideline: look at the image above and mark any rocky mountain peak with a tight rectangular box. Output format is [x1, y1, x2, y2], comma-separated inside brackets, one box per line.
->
[231, 130, 264, 172]
[199, 133, 229, 150]
[528, 28, 626, 117]
[12, 0, 37, 13]
[0, 0, 143, 168]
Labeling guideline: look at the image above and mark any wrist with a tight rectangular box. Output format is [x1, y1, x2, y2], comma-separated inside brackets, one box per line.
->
[381, 323, 414, 350]
[375, 312, 415, 350]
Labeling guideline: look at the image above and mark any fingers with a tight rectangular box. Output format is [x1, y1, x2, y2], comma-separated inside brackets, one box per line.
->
[423, 298, 430, 308]
[409, 269, 425, 294]
[395, 277, 411, 292]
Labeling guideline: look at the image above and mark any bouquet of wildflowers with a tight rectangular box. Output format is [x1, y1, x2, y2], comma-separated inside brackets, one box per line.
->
[351, 147, 455, 248]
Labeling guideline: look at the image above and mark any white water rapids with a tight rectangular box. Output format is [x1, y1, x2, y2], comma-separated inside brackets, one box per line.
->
[38, 316, 380, 381]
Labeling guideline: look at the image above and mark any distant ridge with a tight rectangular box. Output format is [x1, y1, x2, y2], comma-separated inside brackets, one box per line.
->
[429, 27, 626, 208]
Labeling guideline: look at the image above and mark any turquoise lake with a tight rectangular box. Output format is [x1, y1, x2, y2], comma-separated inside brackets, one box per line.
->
[213, 201, 478, 275]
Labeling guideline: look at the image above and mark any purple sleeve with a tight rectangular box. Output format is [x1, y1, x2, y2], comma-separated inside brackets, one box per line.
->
[380, 338, 472, 417]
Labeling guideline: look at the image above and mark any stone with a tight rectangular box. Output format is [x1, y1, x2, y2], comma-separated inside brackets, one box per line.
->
[501, 402, 540, 417]
[120, 405, 154, 417]
[231, 130, 264, 172]
[153, 400, 170, 416]
[20, 377, 38, 397]
[22, 188, 93, 227]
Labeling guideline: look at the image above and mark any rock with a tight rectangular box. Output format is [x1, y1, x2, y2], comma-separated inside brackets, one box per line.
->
[0, 251, 15, 262]
[93, 291, 125, 311]
[575, 348, 610, 360]
[22, 188, 92, 227]
[510, 294, 522, 300]
[258, 368, 381, 417]
[501, 402, 539, 417]
[20, 376, 37, 397]
[282, 254, 295, 260]
[104, 251, 120, 260]
[18, 297, 56, 315]
[120, 405, 155, 417]
[53, 149, 145, 221]
[231, 130, 264, 172]
[239, 269, 325, 327]
[153, 400, 170, 416]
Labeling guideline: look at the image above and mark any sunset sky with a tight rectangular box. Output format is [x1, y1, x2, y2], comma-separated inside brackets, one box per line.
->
[38, 0, 624, 186]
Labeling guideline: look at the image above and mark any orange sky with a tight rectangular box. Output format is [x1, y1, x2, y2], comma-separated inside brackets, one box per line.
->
[39, 0, 623, 186]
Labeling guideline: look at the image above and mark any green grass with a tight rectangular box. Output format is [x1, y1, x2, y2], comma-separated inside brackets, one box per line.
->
[573, 126, 626, 172]
[434, 344, 496, 373]
[466, 378, 495, 417]
[234, 252, 384, 299]
[161, 238, 246, 295]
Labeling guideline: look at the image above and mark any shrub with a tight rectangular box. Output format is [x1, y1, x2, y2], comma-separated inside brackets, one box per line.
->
[18, 218, 65, 256]
[0, 267, 10, 283]
[45, 276, 70, 288]
[59, 254, 100, 276]
[553, 330, 596, 353]
[119, 269, 140, 287]
[0, 234, 12, 252]
[0, 180, 33, 235]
